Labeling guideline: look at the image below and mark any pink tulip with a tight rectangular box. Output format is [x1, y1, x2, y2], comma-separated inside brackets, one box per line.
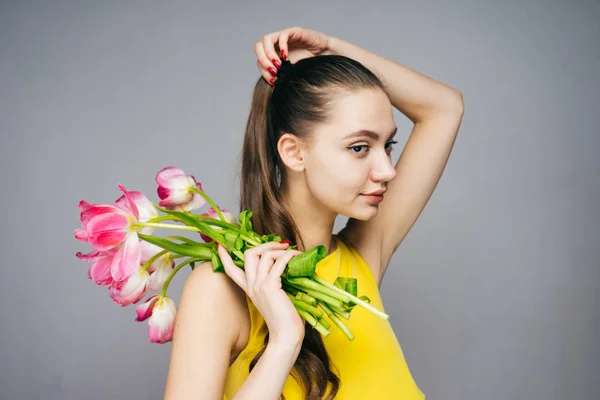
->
[149, 260, 174, 292]
[75, 185, 154, 282]
[109, 268, 150, 306]
[135, 295, 160, 321]
[147, 296, 177, 343]
[74, 201, 134, 252]
[200, 207, 239, 242]
[156, 166, 206, 212]
[140, 241, 172, 274]
[115, 189, 158, 235]
[76, 248, 118, 286]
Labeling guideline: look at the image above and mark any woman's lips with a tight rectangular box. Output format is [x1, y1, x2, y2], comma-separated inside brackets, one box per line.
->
[361, 194, 384, 204]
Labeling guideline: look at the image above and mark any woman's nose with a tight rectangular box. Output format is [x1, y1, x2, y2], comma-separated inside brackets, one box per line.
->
[371, 155, 397, 183]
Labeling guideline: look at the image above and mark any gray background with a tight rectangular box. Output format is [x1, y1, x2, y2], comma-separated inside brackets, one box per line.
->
[1, 1, 598, 399]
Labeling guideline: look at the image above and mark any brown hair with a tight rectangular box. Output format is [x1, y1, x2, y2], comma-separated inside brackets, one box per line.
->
[238, 55, 383, 400]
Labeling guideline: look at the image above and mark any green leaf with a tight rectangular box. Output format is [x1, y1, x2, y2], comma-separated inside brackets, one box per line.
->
[165, 235, 204, 246]
[138, 233, 212, 259]
[238, 210, 253, 234]
[154, 206, 224, 243]
[284, 245, 328, 278]
[262, 233, 282, 243]
[333, 277, 358, 297]
[211, 251, 224, 273]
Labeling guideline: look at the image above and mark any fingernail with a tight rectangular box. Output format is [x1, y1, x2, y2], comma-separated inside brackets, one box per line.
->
[281, 50, 287, 60]
[279, 240, 290, 245]
[269, 78, 275, 86]
[268, 67, 277, 76]
[272, 59, 281, 69]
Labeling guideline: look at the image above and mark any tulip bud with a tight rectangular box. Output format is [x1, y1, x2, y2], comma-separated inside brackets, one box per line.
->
[155, 166, 206, 212]
[147, 296, 177, 343]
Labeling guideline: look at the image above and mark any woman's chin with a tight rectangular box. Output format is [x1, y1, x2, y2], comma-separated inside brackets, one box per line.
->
[345, 205, 379, 221]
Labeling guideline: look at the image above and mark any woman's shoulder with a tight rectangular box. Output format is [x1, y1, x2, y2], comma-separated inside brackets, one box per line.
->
[182, 262, 251, 364]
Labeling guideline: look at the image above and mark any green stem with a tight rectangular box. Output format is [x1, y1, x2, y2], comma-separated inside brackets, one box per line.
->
[160, 257, 203, 296]
[297, 309, 330, 337]
[286, 277, 351, 304]
[318, 301, 354, 341]
[136, 222, 199, 232]
[194, 215, 240, 232]
[296, 292, 317, 306]
[327, 305, 351, 320]
[286, 293, 324, 318]
[145, 215, 182, 224]
[283, 282, 344, 309]
[318, 316, 331, 330]
[190, 187, 226, 222]
[313, 275, 389, 320]
[164, 236, 204, 246]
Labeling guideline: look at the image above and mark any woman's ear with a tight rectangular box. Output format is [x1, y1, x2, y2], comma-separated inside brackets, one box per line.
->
[277, 133, 305, 172]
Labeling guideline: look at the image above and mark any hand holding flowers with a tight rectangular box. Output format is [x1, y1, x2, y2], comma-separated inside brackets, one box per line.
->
[74, 166, 387, 344]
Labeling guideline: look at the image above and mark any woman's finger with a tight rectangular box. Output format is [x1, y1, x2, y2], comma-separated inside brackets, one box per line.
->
[254, 41, 276, 84]
[217, 244, 247, 292]
[244, 242, 289, 294]
[268, 250, 302, 283]
[261, 32, 282, 72]
[254, 249, 288, 289]
[277, 29, 291, 60]
[277, 26, 303, 60]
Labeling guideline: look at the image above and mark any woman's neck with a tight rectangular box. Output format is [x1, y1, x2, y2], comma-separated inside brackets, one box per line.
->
[281, 182, 337, 254]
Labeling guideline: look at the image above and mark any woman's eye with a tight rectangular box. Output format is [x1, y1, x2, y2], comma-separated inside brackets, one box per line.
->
[349, 145, 369, 154]
[385, 140, 398, 154]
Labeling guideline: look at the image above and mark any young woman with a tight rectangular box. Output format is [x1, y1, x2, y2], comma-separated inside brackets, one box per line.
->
[164, 27, 464, 400]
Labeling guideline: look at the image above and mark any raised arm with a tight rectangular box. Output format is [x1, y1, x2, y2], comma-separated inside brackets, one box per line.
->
[326, 36, 464, 284]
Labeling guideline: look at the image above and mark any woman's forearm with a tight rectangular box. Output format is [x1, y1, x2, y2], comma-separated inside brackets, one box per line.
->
[323, 36, 463, 123]
[232, 340, 302, 400]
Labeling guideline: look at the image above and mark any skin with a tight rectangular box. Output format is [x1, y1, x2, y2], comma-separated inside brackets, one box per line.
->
[164, 26, 464, 400]
[279, 88, 398, 254]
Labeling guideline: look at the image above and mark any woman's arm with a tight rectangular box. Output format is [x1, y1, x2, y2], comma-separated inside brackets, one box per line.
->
[164, 262, 302, 400]
[327, 36, 464, 283]
[233, 341, 302, 400]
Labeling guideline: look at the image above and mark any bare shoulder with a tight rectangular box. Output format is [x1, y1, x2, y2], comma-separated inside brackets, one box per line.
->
[163, 261, 251, 399]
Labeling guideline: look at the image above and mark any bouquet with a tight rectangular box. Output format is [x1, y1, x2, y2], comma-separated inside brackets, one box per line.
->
[74, 166, 389, 344]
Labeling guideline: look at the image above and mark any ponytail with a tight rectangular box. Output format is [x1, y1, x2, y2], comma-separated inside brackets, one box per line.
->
[238, 54, 383, 399]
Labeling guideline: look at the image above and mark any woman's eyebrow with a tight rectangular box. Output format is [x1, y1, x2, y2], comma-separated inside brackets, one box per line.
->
[343, 127, 398, 140]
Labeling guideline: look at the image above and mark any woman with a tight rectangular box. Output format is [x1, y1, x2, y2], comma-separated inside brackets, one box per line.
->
[164, 26, 464, 399]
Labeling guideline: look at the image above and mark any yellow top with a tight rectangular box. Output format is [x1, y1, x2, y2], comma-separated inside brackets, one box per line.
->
[223, 235, 426, 399]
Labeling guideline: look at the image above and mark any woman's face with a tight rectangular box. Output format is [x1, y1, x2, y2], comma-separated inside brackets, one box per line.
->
[303, 88, 398, 221]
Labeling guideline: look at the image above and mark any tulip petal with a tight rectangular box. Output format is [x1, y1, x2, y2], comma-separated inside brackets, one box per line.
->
[116, 190, 157, 234]
[135, 295, 159, 322]
[110, 268, 149, 306]
[149, 261, 174, 292]
[110, 232, 141, 282]
[88, 254, 114, 286]
[117, 184, 140, 221]
[79, 203, 123, 229]
[156, 166, 186, 187]
[74, 229, 89, 242]
[157, 188, 193, 206]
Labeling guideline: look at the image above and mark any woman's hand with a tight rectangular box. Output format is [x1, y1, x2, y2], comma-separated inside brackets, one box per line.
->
[217, 241, 305, 346]
[254, 26, 332, 85]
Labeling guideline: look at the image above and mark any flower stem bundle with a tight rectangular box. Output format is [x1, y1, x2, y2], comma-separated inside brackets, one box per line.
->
[74, 166, 388, 343]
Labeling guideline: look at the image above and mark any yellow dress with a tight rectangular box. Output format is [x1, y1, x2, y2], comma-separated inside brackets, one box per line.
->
[224, 235, 426, 399]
